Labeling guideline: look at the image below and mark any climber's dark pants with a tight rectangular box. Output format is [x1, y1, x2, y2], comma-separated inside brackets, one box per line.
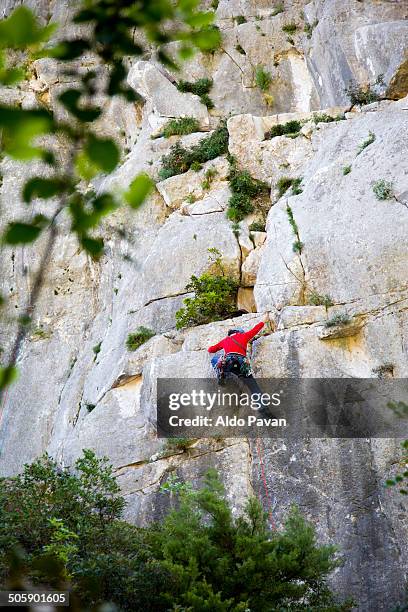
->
[211, 354, 272, 417]
[240, 374, 262, 395]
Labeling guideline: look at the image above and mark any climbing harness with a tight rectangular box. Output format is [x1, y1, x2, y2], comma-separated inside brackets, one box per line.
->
[217, 353, 252, 378]
[211, 334, 254, 381]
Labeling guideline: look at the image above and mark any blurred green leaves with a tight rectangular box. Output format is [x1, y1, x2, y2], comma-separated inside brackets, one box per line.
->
[0, 107, 54, 160]
[0, 365, 18, 390]
[0, 6, 56, 49]
[58, 89, 101, 122]
[125, 174, 154, 209]
[0, 0, 220, 391]
[3, 216, 48, 245]
[40, 39, 90, 61]
[0, 53, 25, 85]
[69, 192, 119, 259]
[23, 178, 67, 203]
[85, 135, 120, 174]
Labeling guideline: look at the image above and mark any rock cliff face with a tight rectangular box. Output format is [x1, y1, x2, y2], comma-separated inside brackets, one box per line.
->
[1, 1, 408, 609]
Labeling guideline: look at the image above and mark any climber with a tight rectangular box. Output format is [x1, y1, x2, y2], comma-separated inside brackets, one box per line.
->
[208, 320, 265, 395]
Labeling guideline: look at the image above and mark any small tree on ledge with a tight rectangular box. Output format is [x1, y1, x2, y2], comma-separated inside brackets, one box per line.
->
[175, 248, 238, 329]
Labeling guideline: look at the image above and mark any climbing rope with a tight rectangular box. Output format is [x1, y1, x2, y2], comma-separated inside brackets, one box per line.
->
[255, 437, 276, 530]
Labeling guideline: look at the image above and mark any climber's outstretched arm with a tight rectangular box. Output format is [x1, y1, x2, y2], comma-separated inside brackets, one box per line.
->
[242, 321, 264, 342]
[208, 340, 223, 353]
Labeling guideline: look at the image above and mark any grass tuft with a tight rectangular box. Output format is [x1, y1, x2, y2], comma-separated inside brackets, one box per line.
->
[161, 117, 200, 138]
[372, 179, 393, 200]
[265, 119, 302, 140]
[308, 291, 334, 309]
[255, 66, 272, 92]
[159, 122, 229, 180]
[276, 176, 302, 198]
[176, 78, 214, 108]
[357, 131, 375, 155]
[126, 326, 155, 351]
[325, 313, 351, 328]
[282, 23, 297, 34]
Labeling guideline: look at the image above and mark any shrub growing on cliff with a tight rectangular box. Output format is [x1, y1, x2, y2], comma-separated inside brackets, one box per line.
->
[282, 22, 297, 34]
[325, 313, 351, 328]
[227, 167, 270, 222]
[126, 326, 155, 351]
[234, 15, 247, 24]
[201, 167, 217, 190]
[0, 455, 354, 611]
[175, 273, 238, 328]
[159, 122, 229, 179]
[265, 119, 302, 139]
[345, 77, 383, 106]
[175, 248, 238, 329]
[255, 65, 272, 91]
[286, 204, 303, 254]
[308, 291, 334, 309]
[357, 131, 375, 155]
[176, 77, 214, 108]
[277, 176, 303, 198]
[160, 117, 200, 138]
[313, 113, 344, 124]
[249, 220, 266, 232]
[373, 179, 394, 200]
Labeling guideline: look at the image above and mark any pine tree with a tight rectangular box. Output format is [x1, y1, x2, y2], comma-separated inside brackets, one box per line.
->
[0, 457, 354, 611]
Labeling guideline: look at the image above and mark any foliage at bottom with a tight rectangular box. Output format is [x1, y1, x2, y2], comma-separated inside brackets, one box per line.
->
[0, 451, 354, 611]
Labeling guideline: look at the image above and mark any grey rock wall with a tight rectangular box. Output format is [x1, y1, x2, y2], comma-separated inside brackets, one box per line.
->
[0, 1, 408, 610]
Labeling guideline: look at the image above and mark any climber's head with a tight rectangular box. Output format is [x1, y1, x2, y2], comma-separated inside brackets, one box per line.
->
[228, 328, 244, 336]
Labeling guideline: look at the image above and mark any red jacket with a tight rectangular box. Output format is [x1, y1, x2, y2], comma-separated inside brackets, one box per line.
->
[208, 322, 264, 356]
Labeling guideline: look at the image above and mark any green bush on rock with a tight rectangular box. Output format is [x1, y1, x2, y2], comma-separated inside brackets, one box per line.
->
[373, 179, 394, 201]
[325, 313, 351, 328]
[126, 326, 155, 351]
[176, 273, 238, 329]
[227, 167, 270, 223]
[255, 65, 272, 91]
[176, 77, 214, 108]
[265, 119, 302, 139]
[160, 117, 200, 138]
[159, 122, 229, 180]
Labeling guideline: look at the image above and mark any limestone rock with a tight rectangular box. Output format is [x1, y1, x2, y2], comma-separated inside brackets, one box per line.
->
[1, 2, 408, 609]
[127, 61, 209, 125]
[251, 231, 267, 248]
[241, 246, 264, 287]
[237, 287, 256, 313]
[141, 211, 241, 304]
[255, 97, 408, 311]
[184, 189, 227, 215]
[156, 157, 230, 209]
[306, 0, 408, 106]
